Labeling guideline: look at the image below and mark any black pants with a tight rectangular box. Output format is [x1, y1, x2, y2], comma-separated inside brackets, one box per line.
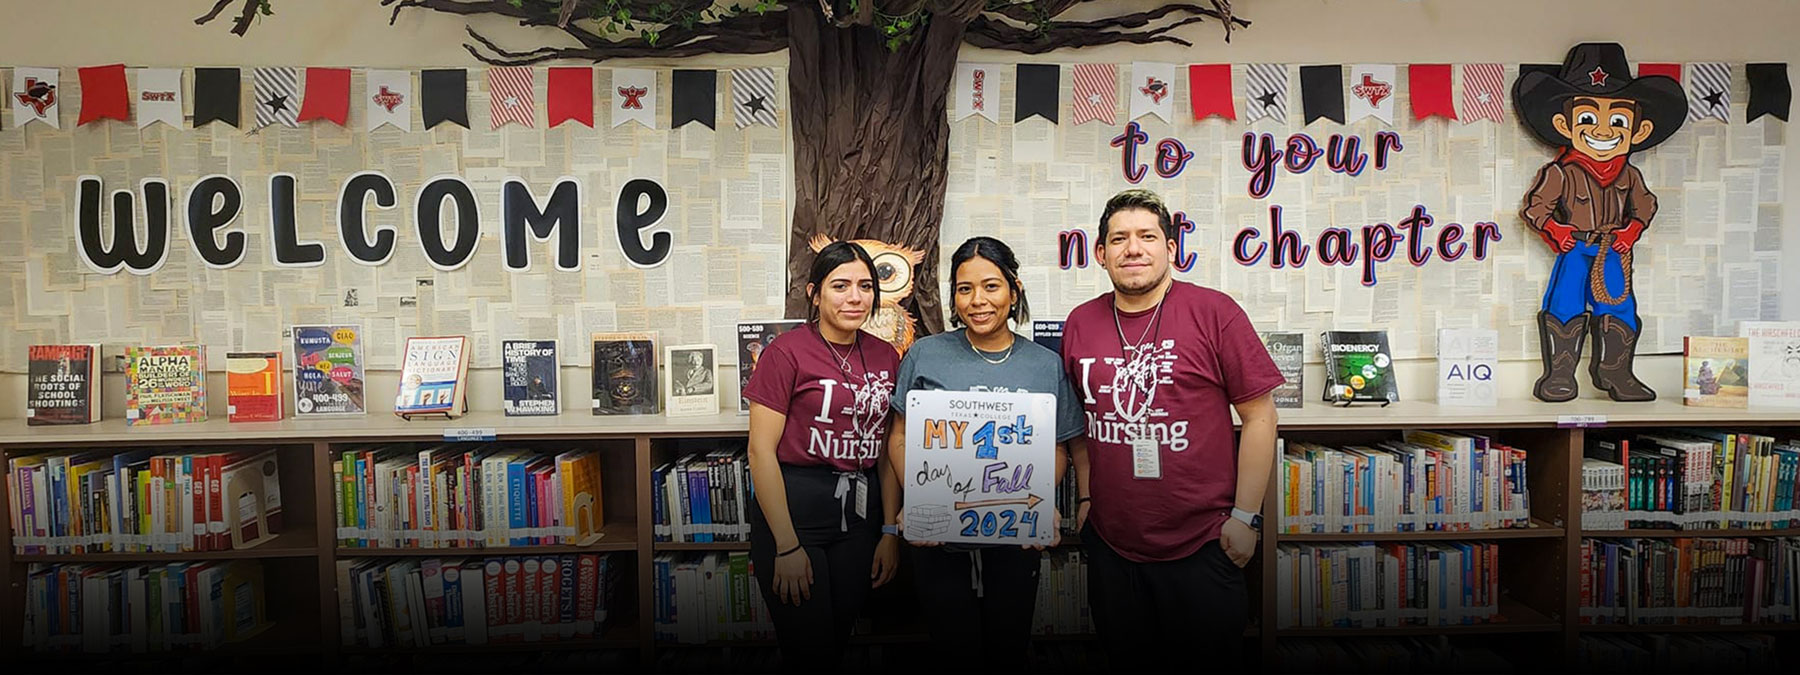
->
[749, 465, 881, 673]
[908, 545, 1042, 669]
[1083, 521, 1249, 671]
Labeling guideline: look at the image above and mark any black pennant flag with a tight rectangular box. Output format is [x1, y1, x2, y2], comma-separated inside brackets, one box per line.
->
[1518, 63, 1560, 80]
[193, 68, 241, 128]
[1016, 64, 1060, 123]
[672, 69, 717, 130]
[421, 69, 468, 130]
[1299, 65, 1344, 124]
[1747, 63, 1791, 122]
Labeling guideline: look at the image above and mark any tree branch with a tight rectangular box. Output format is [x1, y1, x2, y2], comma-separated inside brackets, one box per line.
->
[460, 11, 789, 64]
[966, 3, 1247, 52]
[195, 0, 238, 24]
[193, 0, 265, 36]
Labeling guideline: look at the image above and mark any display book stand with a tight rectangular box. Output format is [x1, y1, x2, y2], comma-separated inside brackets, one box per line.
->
[2, 399, 1798, 671]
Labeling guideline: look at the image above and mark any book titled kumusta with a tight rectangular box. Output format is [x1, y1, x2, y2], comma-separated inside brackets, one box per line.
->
[592, 332, 658, 415]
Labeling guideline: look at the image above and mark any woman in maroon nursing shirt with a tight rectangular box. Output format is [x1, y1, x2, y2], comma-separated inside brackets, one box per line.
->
[742, 241, 902, 672]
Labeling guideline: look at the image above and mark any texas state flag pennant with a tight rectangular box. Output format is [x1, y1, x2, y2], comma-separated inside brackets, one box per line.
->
[77, 64, 130, 125]
[12, 67, 61, 129]
[297, 67, 351, 126]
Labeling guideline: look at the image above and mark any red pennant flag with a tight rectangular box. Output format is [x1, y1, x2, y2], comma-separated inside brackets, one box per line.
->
[1409, 64, 1455, 121]
[1187, 64, 1235, 121]
[1637, 63, 1681, 83]
[548, 67, 594, 128]
[77, 64, 129, 125]
[296, 67, 351, 125]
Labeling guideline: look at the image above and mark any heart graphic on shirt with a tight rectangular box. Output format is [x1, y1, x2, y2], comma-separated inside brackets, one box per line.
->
[847, 371, 894, 439]
[1110, 341, 1172, 424]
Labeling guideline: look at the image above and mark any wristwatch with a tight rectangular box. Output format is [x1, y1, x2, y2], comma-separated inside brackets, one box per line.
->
[1230, 507, 1263, 532]
[881, 524, 900, 537]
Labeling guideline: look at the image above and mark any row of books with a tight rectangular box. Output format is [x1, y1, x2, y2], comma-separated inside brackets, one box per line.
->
[1580, 537, 1799, 626]
[652, 450, 752, 543]
[1032, 550, 1095, 636]
[1274, 542, 1504, 629]
[1277, 430, 1532, 534]
[1580, 431, 1800, 531]
[1273, 637, 1514, 674]
[652, 552, 776, 644]
[8, 449, 283, 555]
[22, 560, 270, 653]
[1578, 633, 1785, 673]
[338, 554, 622, 649]
[334, 446, 605, 549]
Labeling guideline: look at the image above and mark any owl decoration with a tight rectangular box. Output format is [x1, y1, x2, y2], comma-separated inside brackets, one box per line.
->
[809, 234, 926, 354]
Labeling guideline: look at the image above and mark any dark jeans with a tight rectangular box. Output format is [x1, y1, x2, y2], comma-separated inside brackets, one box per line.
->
[749, 465, 881, 673]
[1083, 521, 1249, 671]
[908, 545, 1042, 670]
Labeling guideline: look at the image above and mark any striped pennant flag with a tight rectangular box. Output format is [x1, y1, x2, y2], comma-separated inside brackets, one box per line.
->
[731, 67, 778, 128]
[1069, 64, 1116, 125]
[1243, 63, 1287, 124]
[489, 66, 535, 129]
[1459, 63, 1505, 124]
[1686, 62, 1731, 123]
[252, 67, 299, 129]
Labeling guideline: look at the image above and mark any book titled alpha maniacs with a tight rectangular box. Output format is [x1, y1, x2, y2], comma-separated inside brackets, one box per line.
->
[1258, 331, 1305, 409]
[27, 344, 101, 425]
[503, 339, 560, 416]
[1320, 330, 1398, 405]
[593, 332, 659, 415]
[126, 345, 207, 425]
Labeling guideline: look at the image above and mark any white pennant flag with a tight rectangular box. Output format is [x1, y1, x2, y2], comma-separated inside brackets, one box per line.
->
[135, 68, 183, 130]
[1347, 64, 1397, 125]
[12, 67, 60, 129]
[1129, 62, 1176, 122]
[366, 69, 412, 132]
[610, 68, 657, 129]
[953, 63, 999, 123]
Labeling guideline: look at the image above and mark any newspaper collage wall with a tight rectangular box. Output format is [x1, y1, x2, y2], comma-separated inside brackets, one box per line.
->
[0, 68, 790, 372]
[940, 64, 1786, 361]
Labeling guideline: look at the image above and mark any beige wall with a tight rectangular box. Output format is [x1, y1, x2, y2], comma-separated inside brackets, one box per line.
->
[0, 0, 1792, 416]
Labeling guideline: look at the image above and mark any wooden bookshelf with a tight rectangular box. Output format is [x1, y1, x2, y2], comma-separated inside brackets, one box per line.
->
[3, 399, 1797, 671]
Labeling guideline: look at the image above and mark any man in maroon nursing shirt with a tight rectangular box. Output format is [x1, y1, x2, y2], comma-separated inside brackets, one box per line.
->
[1063, 188, 1283, 670]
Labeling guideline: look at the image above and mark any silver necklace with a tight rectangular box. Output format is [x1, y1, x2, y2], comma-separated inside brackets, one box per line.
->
[1113, 290, 1168, 351]
[967, 331, 1015, 365]
[823, 332, 859, 378]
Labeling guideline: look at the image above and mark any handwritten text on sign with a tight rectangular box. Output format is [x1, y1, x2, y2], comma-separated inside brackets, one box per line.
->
[903, 390, 1057, 545]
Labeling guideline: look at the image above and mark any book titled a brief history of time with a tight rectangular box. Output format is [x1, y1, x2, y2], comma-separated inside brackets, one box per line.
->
[1320, 330, 1398, 405]
[503, 339, 561, 416]
[226, 351, 285, 422]
[292, 325, 365, 416]
[396, 336, 471, 418]
[737, 320, 803, 414]
[593, 332, 659, 415]
[125, 345, 207, 425]
[1684, 336, 1749, 408]
[1258, 331, 1304, 409]
[26, 344, 100, 425]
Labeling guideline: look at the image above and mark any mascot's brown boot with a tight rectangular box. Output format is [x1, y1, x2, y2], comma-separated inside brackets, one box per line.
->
[1533, 311, 1588, 403]
[1589, 315, 1656, 402]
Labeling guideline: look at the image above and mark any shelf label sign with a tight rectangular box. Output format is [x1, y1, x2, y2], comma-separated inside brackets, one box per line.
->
[1555, 414, 1607, 428]
[902, 390, 1057, 545]
[443, 427, 497, 442]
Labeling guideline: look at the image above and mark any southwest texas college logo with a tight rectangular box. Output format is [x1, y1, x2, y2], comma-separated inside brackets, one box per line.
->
[16, 77, 56, 116]
[972, 70, 987, 111]
[1353, 74, 1392, 107]
[372, 86, 404, 113]
[618, 86, 647, 110]
[1140, 76, 1170, 104]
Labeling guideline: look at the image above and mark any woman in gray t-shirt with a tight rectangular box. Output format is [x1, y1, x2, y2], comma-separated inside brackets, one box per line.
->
[887, 236, 1085, 665]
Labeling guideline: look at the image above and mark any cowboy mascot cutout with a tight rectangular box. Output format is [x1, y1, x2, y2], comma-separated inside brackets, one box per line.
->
[1514, 43, 1685, 402]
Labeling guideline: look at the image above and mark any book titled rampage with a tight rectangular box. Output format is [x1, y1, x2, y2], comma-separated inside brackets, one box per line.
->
[1739, 321, 1800, 408]
[503, 339, 561, 416]
[1683, 336, 1749, 408]
[736, 320, 803, 414]
[26, 344, 100, 424]
[226, 351, 285, 422]
[396, 336, 471, 418]
[1320, 330, 1398, 405]
[1258, 331, 1305, 409]
[293, 325, 366, 416]
[592, 332, 659, 415]
[125, 345, 207, 425]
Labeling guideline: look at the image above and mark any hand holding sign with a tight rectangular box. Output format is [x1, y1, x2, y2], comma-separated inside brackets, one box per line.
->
[903, 390, 1057, 546]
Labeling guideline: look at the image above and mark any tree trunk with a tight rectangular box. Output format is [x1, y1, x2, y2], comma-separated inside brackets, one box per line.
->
[784, 2, 971, 348]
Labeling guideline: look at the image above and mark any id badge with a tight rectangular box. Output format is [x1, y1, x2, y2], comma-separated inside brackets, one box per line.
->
[854, 474, 869, 519]
[1132, 437, 1162, 480]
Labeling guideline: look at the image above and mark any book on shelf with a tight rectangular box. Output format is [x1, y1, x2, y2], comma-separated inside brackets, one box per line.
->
[1277, 431, 1530, 534]
[338, 553, 622, 648]
[226, 351, 284, 422]
[664, 343, 719, 417]
[125, 345, 207, 425]
[26, 344, 100, 425]
[502, 339, 560, 417]
[223, 449, 284, 548]
[1031, 549, 1094, 636]
[292, 324, 366, 416]
[1276, 541, 1503, 629]
[1581, 457, 1627, 530]
[1320, 330, 1398, 404]
[1580, 633, 1783, 673]
[1030, 319, 1065, 356]
[21, 560, 271, 653]
[1739, 321, 1800, 408]
[334, 446, 605, 549]
[1684, 336, 1749, 408]
[396, 336, 471, 418]
[592, 332, 658, 415]
[1259, 331, 1305, 409]
[1436, 327, 1497, 407]
[652, 449, 751, 544]
[652, 552, 774, 644]
[736, 320, 804, 414]
[1579, 536, 1799, 626]
[1584, 430, 1800, 531]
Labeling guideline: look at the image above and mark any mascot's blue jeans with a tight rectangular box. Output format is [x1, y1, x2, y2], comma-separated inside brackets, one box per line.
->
[1543, 239, 1638, 331]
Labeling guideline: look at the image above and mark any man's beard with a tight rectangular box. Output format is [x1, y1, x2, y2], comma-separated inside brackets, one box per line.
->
[1113, 264, 1169, 295]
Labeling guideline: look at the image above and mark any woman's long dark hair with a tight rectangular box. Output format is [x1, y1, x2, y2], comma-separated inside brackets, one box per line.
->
[806, 240, 880, 322]
[948, 236, 1030, 328]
